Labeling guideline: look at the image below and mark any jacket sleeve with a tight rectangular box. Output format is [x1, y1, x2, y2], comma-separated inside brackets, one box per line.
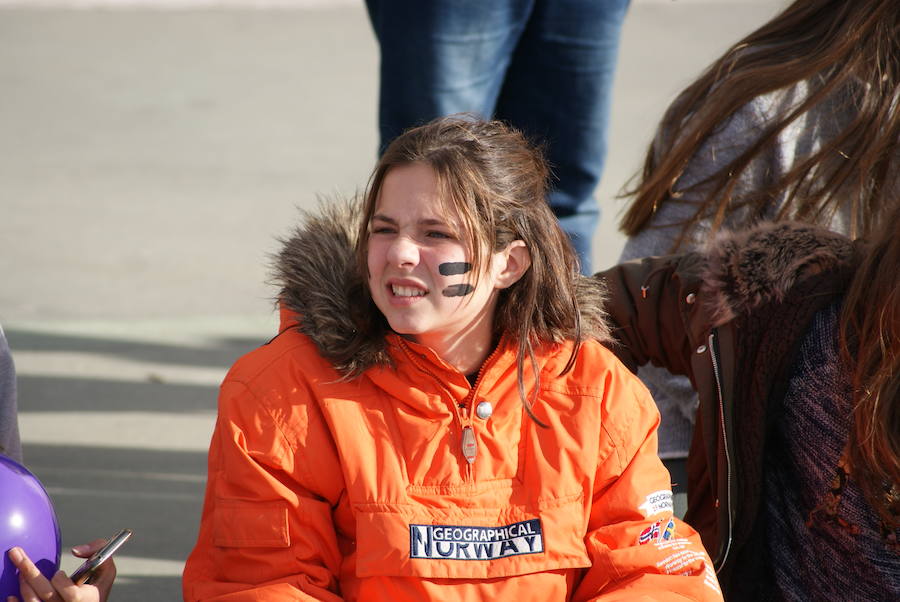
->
[182, 377, 347, 602]
[594, 252, 708, 381]
[573, 360, 723, 601]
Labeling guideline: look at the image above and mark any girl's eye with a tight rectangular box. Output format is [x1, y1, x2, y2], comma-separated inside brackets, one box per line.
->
[427, 230, 453, 239]
[371, 226, 395, 235]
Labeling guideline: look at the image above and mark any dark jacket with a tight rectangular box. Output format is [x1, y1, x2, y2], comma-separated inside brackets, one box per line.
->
[596, 222, 861, 599]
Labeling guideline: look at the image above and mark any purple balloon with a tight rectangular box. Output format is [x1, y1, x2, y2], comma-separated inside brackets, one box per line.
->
[0, 454, 62, 598]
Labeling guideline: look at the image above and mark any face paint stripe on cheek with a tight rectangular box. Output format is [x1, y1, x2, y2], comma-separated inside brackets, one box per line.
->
[442, 284, 475, 297]
[439, 262, 472, 276]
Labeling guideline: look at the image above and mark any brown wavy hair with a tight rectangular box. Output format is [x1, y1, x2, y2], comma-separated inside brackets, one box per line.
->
[353, 116, 609, 420]
[621, 0, 900, 249]
[840, 202, 900, 527]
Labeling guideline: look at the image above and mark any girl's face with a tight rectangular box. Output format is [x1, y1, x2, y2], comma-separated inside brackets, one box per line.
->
[366, 163, 508, 355]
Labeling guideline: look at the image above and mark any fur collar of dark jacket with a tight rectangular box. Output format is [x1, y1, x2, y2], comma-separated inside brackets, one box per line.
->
[701, 221, 857, 327]
[273, 198, 611, 377]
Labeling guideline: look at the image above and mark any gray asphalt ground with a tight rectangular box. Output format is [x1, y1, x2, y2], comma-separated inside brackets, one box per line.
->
[1, 1, 783, 599]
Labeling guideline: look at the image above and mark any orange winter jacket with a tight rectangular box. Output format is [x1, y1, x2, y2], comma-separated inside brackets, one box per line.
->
[182, 203, 722, 601]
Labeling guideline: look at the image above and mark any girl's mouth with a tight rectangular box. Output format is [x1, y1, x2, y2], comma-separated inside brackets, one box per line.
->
[391, 284, 427, 298]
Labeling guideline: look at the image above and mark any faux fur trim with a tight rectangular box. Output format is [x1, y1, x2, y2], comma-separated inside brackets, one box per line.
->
[700, 222, 855, 327]
[273, 197, 390, 374]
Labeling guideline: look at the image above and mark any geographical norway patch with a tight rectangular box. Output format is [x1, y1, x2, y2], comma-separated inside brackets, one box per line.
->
[410, 519, 544, 561]
[638, 517, 677, 545]
[638, 489, 674, 516]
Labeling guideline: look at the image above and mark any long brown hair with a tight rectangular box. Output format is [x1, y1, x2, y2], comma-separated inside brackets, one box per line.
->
[840, 201, 900, 527]
[354, 116, 609, 417]
[621, 0, 900, 249]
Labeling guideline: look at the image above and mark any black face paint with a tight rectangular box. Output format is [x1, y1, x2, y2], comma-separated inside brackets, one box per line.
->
[442, 284, 475, 297]
[439, 262, 472, 276]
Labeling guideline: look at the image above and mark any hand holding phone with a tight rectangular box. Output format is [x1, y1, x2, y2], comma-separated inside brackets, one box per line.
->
[69, 528, 132, 585]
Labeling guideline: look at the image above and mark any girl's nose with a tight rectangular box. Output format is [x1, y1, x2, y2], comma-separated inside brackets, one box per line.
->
[386, 236, 420, 267]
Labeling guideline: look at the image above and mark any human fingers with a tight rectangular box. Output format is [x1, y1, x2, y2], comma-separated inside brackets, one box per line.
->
[68, 539, 114, 601]
[84, 557, 115, 602]
[7, 548, 56, 601]
[17, 570, 55, 602]
[50, 570, 97, 602]
[69, 541, 106, 561]
[16, 576, 39, 602]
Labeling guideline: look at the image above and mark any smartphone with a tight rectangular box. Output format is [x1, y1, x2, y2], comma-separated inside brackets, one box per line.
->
[69, 528, 133, 585]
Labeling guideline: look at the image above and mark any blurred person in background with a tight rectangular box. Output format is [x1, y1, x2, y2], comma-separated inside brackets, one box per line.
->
[615, 0, 900, 513]
[0, 325, 22, 463]
[365, 0, 631, 274]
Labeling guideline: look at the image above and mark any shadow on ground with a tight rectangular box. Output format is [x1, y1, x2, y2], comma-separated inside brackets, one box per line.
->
[5, 328, 264, 369]
[25, 443, 207, 600]
[24, 443, 206, 557]
[17, 374, 218, 413]
[4, 328, 267, 600]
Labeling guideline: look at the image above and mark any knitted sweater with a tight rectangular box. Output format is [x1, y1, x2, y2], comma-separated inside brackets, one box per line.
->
[766, 301, 899, 601]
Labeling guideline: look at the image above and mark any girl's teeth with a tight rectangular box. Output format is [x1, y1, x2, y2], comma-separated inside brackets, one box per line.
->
[393, 285, 425, 297]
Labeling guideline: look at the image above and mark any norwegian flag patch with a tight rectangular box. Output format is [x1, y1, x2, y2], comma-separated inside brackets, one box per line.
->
[639, 517, 676, 545]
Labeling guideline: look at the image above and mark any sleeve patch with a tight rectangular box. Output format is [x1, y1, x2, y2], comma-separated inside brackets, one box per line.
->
[638, 489, 674, 516]
[638, 517, 677, 545]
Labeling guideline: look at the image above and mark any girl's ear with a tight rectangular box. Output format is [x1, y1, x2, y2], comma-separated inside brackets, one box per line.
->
[494, 240, 531, 289]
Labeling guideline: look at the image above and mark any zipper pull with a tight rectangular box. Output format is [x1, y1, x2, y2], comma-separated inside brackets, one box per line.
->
[461, 426, 477, 464]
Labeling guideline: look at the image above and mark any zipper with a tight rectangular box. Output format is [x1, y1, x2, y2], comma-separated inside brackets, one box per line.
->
[708, 330, 734, 572]
[397, 337, 504, 482]
[454, 343, 504, 476]
[461, 342, 503, 411]
[461, 426, 477, 465]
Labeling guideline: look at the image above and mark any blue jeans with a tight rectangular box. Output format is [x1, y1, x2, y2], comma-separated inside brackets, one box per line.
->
[365, 0, 630, 274]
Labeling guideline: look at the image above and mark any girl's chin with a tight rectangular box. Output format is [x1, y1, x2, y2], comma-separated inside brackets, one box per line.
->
[388, 322, 425, 337]
[387, 320, 439, 342]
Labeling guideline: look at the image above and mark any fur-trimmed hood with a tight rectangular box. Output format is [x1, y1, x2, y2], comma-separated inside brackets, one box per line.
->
[273, 198, 386, 376]
[273, 198, 611, 376]
[700, 221, 858, 327]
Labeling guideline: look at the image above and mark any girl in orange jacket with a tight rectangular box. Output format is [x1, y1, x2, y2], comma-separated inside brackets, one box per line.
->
[182, 117, 722, 601]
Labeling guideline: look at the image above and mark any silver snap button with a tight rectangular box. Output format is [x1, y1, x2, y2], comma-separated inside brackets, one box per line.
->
[475, 401, 493, 420]
[686, 293, 696, 304]
[696, 344, 707, 354]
